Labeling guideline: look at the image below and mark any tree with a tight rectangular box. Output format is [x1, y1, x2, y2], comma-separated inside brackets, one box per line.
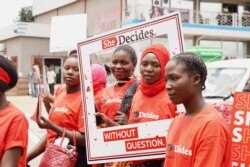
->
[16, 6, 34, 22]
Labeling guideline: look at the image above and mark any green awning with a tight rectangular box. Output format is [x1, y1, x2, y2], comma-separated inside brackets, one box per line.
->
[186, 46, 223, 62]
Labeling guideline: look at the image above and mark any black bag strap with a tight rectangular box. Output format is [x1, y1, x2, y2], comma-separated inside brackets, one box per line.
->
[120, 81, 140, 114]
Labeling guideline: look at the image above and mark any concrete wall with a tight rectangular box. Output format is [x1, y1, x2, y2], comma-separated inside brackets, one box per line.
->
[3, 38, 22, 72]
[20, 37, 50, 76]
[86, 0, 121, 37]
[35, 10, 58, 24]
[33, 0, 78, 16]
[3, 37, 67, 76]
[35, 0, 85, 25]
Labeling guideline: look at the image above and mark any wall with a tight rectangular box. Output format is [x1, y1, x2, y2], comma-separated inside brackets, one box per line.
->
[35, 10, 58, 24]
[4, 38, 22, 72]
[35, 0, 85, 25]
[86, 0, 121, 37]
[33, 0, 78, 16]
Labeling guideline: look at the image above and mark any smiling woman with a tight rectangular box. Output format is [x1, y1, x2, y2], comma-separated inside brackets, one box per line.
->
[99, 44, 138, 121]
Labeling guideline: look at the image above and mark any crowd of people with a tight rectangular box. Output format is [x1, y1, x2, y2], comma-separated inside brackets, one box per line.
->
[0, 43, 240, 166]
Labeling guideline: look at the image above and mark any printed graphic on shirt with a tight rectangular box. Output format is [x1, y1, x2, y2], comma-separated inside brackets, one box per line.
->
[104, 98, 122, 104]
[52, 107, 68, 113]
[131, 111, 160, 120]
[167, 144, 192, 156]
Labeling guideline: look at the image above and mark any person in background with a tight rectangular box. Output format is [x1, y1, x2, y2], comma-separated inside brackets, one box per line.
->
[0, 55, 29, 167]
[164, 52, 232, 167]
[27, 53, 91, 167]
[150, 6, 164, 19]
[99, 44, 138, 121]
[47, 65, 56, 95]
[31, 65, 41, 97]
[91, 64, 108, 111]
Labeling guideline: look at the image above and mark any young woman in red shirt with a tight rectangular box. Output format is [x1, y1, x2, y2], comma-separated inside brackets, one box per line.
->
[27, 52, 91, 167]
[99, 44, 138, 122]
[0, 55, 29, 167]
[164, 52, 232, 167]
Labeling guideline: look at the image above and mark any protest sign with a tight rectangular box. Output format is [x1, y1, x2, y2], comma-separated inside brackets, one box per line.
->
[232, 92, 250, 167]
[50, 14, 86, 52]
[77, 12, 184, 164]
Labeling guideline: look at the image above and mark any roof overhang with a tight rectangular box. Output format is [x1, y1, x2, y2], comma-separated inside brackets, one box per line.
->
[0, 22, 50, 41]
[183, 23, 250, 41]
[33, 0, 78, 16]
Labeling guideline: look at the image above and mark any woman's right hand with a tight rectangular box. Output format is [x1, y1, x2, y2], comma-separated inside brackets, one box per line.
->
[95, 113, 119, 128]
[42, 92, 54, 103]
[37, 116, 54, 130]
[114, 111, 128, 125]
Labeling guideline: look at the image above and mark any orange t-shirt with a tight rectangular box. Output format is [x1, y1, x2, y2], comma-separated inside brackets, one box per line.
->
[164, 105, 232, 167]
[128, 87, 176, 124]
[100, 78, 136, 120]
[47, 90, 84, 144]
[126, 87, 176, 166]
[0, 103, 29, 167]
[54, 84, 66, 97]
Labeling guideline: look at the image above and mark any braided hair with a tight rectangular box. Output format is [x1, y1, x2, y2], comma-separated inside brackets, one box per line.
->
[0, 55, 18, 92]
[171, 52, 207, 90]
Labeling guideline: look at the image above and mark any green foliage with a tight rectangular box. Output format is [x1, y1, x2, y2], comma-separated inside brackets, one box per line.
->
[17, 6, 34, 22]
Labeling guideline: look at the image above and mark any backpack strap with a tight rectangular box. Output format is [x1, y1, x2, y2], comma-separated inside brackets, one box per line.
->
[120, 81, 140, 114]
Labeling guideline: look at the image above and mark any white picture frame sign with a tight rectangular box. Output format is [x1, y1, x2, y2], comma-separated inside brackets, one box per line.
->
[77, 12, 184, 164]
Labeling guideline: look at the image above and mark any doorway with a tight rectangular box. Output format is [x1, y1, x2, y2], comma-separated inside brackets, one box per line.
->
[44, 58, 62, 84]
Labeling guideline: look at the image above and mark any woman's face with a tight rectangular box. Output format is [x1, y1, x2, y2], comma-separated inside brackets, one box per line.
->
[110, 50, 135, 81]
[140, 53, 161, 84]
[62, 57, 80, 87]
[165, 60, 196, 104]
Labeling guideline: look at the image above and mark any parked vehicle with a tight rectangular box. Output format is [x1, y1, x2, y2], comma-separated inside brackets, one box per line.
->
[203, 58, 250, 102]
[176, 58, 250, 115]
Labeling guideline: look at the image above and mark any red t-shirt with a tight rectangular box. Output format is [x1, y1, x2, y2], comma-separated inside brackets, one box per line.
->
[0, 103, 28, 167]
[100, 78, 136, 120]
[47, 90, 84, 144]
[164, 105, 232, 167]
[128, 87, 176, 124]
[54, 84, 66, 97]
[127, 87, 176, 165]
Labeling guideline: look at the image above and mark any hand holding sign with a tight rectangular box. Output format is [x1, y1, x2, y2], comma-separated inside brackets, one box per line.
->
[30, 86, 43, 123]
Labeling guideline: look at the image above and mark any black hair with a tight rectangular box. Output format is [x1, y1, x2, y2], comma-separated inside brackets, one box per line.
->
[112, 44, 137, 65]
[0, 55, 18, 92]
[69, 49, 77, 57]
[171, 52, 207, 90]
[64, 50, 78, 64]
[104, 64, 111, 76]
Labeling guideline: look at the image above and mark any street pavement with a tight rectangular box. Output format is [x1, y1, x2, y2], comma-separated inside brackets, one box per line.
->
[7, 95, 47, 167]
